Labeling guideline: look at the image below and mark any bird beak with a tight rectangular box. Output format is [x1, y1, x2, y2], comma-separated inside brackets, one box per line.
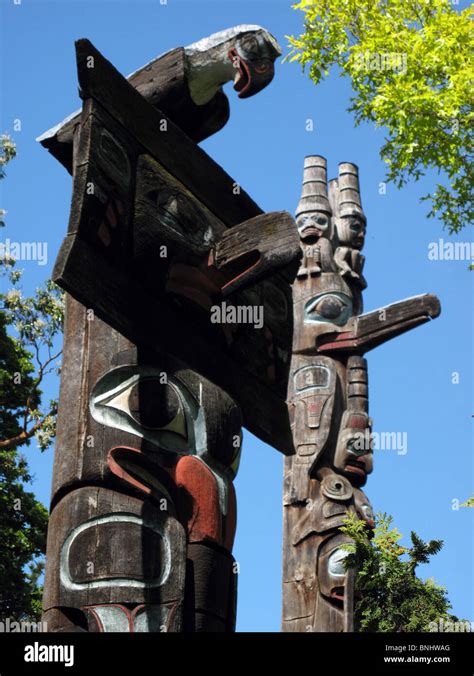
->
[316, 294, 441, 354]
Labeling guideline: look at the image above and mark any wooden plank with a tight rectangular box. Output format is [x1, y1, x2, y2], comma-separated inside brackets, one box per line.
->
[214, 211, 301, 296]
[38, 47, 230, 173]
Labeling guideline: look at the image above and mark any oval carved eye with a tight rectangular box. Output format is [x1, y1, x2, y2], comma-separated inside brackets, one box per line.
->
[314, 296, 346, 319]
[328, 549, 348, 577]
[104, 378, 187, 437]
[304, 292, 353, 326]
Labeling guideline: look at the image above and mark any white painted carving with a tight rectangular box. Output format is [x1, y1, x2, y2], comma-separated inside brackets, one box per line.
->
[60, 513, 171, 591]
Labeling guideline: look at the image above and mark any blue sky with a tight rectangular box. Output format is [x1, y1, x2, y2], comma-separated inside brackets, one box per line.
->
[1, 0, 472, 632]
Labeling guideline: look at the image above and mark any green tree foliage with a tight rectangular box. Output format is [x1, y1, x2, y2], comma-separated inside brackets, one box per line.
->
[1, 275, 63, 452]
[288, 0, 473, 233]
[341, 512, 458, 632]
[0, 450, 48, 621]
[0, 134, 64, 621]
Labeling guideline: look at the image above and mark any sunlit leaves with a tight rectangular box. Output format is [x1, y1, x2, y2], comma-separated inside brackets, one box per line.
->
[288, 0, 473, 232]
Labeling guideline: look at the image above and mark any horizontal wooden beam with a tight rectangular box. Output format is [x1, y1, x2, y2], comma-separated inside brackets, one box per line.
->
[38, 46, 230, 173]
[75, 38, 261, 228]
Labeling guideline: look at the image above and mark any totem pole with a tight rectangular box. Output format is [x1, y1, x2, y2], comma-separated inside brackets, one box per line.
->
[282, 156, 441, 632]
[41, 28, 300, 632]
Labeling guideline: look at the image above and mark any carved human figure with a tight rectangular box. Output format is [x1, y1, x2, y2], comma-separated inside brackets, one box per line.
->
[295, 156, 334, 278]
[331, 163, 367, 289]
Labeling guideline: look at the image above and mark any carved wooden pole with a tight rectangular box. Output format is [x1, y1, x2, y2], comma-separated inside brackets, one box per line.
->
[42, 296, 241, 632]
[40, 32, 300, 633]
[282, 156, 441, 632]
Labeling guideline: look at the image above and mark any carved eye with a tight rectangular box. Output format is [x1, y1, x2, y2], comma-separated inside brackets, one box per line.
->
[107, 378, 187, 436]
[315, 296, 345, 319]
[240, 35, 259, 55]
[359, 503, 374, 522]
[94, 376, 187, 439]
[89, 366, 205, 454]
[346, 436, 368, 457]
[349, 218, 365, 234]
[305, 293, 352, 326]
[328, 549, 348, 577]
[297, 214, 328, 232]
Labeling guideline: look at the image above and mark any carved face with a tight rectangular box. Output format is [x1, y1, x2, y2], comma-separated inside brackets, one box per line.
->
[292, 271, 357, 353]
[337, 215, 366, 249]
[290, 358, 337, 467]
[333, 412, 373, 486]
[296, 211, 330, 243]
[90, 365, 242, 473]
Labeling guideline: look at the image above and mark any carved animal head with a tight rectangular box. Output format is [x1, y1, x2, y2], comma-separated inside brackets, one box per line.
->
[185, 25, 281, 105]
[227, 26, 281, 98]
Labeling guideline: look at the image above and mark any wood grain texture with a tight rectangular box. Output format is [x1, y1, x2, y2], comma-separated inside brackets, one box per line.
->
[184, 543, 237, 632]
[39, 46, 230, 173]
[283, 156, 441, 632]
[75, 39, 261, 228]
[53, 234, 295, 455]
[43, 486, 187, 610]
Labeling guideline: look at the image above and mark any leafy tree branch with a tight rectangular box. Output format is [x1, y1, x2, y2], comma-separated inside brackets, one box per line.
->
[341, 511, 459, 632]
[288, 0, 473, 233]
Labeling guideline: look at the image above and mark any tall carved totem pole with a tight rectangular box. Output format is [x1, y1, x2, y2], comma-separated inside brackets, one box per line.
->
[40, 27, 301, 633]
[282, 156, 441, 632]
